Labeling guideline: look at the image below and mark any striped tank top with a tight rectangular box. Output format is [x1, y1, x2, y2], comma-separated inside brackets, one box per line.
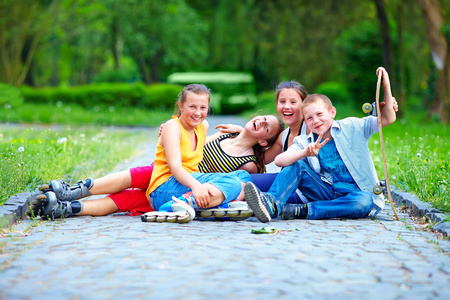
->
[199, 133, 257, 173]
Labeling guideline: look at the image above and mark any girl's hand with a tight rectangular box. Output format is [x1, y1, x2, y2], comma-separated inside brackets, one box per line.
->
[191, 184, 214, 208]
[215, 124, 244, 134]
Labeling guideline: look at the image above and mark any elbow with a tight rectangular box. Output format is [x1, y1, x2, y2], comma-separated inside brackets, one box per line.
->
[274, 157, 286, 167]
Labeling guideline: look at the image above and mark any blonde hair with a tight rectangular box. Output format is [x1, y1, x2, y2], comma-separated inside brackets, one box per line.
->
[173, 84, 211, 117]
[302, 94, 333, 112]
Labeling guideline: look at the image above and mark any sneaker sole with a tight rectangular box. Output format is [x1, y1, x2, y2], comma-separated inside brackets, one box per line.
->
[244, 183, 271, 223]
[141, 211, 192, 224]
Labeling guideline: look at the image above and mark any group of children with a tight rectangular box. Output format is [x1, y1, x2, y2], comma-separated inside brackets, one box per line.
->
[32, 67, 397, 224]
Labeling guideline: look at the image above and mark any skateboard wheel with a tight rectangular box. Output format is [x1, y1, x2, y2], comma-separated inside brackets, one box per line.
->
[373, 185, 383, 195]
[38, 184, 50, 192]
[362, 103, 373, 114]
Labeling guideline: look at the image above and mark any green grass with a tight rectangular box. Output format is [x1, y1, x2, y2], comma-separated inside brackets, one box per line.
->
[377, 119, 449, 213]
[0, 125, 153, 205]
[0, 103, 172, 127]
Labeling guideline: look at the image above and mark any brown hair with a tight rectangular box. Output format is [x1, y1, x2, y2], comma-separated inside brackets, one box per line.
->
[275, 81, 307, 102]
[173, 84, 211, 117]
[302, 94, 333, 112]
[253, 116, 285, 173]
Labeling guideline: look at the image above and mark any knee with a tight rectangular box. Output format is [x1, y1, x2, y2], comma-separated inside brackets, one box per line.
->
[356, 192, 373, 213]
[232, 170, 252, 182]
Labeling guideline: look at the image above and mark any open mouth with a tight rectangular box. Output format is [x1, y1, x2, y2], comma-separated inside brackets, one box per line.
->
[253, 122, 258, 130]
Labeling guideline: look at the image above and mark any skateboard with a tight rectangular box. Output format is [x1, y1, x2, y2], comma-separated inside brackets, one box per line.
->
[362, 72, 399, 221]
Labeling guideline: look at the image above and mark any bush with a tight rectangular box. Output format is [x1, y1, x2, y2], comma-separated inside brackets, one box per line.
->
[142, 83, 183, 110]
[257, 90, 276, 107]
[0, 83, 24, 107]
[314, 81, 352, 105]
[20, 83, 183, 110]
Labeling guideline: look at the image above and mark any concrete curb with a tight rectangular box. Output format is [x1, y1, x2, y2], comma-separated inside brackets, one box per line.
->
[391, 189, 450, 236]
[1, 187, 449, 237]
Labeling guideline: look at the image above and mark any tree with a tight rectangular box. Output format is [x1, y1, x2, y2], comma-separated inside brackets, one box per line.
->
[420, 0, 449, 123]
[0, 0, 59, 86]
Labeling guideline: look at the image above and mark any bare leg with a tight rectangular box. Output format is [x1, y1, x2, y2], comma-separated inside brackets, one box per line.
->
[204, 181, 246, 208]
[78, 197, 119, 216]
[89, 170, 132, 195]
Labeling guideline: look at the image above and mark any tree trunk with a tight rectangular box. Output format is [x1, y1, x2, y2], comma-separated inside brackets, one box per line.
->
[374, 0, 392, 74]
[419, 0, 449, 123]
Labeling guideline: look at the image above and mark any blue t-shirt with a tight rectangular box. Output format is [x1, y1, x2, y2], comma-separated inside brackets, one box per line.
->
[316, 137, 358, 192]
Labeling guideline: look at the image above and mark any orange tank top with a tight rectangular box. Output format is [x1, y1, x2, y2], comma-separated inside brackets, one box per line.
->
[146, 117, 206, 197]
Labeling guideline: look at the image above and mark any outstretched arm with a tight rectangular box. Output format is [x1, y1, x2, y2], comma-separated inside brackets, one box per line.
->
[274, 133, 329, 167]
[377, 67, 396, 127]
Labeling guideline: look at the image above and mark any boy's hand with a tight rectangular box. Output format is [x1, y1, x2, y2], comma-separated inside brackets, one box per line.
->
[307, 133, 329, 156]
[380, 97, 399, 112]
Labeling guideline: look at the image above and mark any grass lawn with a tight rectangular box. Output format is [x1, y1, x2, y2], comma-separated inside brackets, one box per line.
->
[0, 125, 155, 206]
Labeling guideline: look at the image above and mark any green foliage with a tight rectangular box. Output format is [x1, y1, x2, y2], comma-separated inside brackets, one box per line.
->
[371, 121, 450, 213]
[0, 84, 24, 107]
[314, 82, 352, 105]
[20, 83, 183, 110]
[334, 21, 383, 104]
[142, 84, 183, 110]
[0, 103, 172, 127]
[0, 126, 152, 205]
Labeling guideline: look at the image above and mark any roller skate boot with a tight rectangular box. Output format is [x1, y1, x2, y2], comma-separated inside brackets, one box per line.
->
[196, 201, 253, 221]
[29, 191, 74, 220]
[39, 178, 93, 201]
[281, 203, 308, 220]
[141, 197, 195, 224]
[244, 182, 278, 223]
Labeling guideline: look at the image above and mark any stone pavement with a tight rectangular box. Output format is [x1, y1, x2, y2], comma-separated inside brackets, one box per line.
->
[1, 116, 449, 299]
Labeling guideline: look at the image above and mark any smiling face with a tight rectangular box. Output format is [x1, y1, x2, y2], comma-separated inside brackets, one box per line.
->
[178, 91, 209, 130]
[302, 99, 336, 139]
[245, 115, 281, 142]
[276, 88, 304, 126]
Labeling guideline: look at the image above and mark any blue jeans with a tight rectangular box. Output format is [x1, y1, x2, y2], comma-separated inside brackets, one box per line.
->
[250, 173, 305, 204]
[268, 159, 373, 220]
[150, 170, 251, 211]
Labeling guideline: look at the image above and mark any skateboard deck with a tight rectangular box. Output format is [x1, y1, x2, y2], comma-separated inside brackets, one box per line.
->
[363, 72, 399, 221]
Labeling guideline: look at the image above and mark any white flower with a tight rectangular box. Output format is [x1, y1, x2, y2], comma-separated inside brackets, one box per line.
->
[58, 137, 68, 144]
[18, 146, 25, 152]
[4, 103, 11, 109]
[416, 153, 421, 158]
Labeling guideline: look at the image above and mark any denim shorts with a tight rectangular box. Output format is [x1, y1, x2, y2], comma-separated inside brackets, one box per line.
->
[150, 170, 251, 211]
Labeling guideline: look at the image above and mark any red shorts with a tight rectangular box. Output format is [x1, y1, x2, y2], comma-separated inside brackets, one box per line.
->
[108, 164, 156, 215]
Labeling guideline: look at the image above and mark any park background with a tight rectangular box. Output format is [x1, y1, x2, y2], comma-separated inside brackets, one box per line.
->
[0, 1, 449, 217]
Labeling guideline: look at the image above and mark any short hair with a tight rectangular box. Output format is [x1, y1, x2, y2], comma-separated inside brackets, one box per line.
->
[302, 94, 333, 112]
